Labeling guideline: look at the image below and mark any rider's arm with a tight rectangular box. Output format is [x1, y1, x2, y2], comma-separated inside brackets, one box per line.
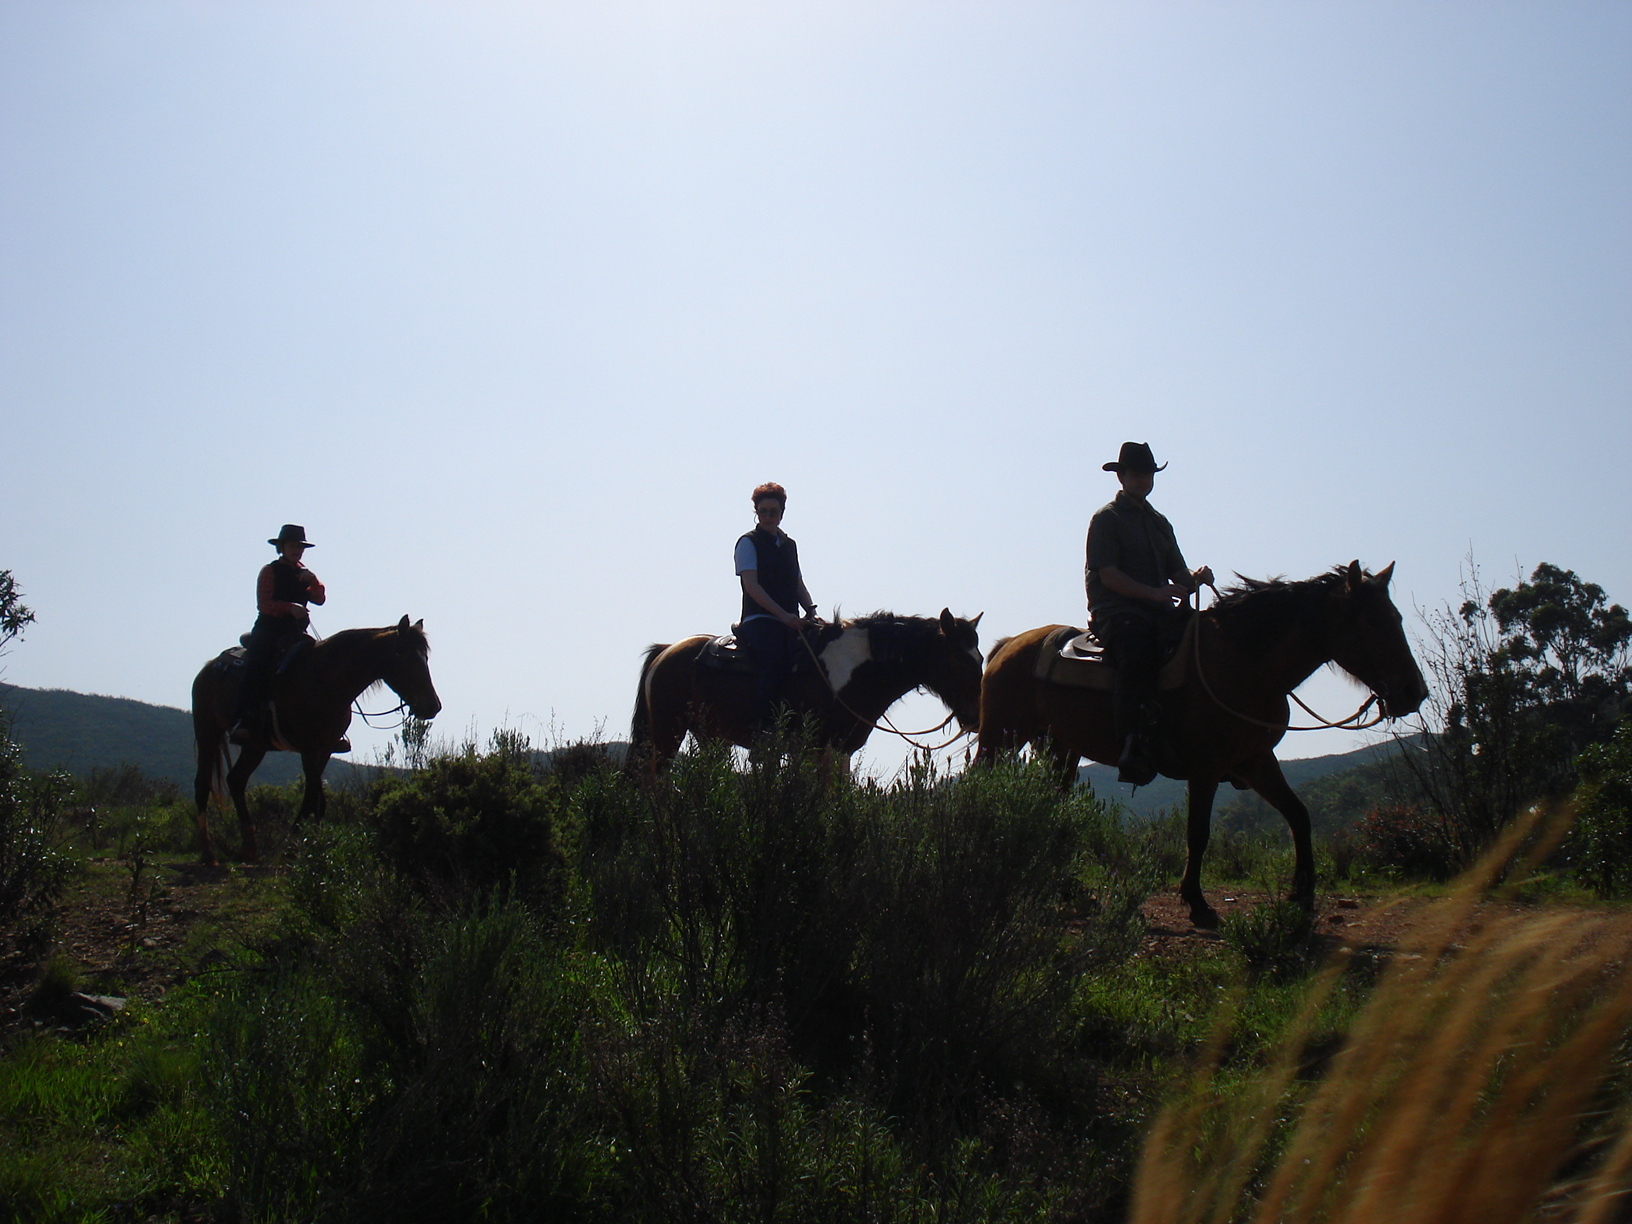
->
[740, 571, 801, 627]
[302, 569, 326, 606]
[1099, 565, 1187, 606]
[796, 578, 816, 618]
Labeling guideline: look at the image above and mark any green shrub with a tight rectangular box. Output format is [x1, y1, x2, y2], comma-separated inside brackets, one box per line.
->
[1221, 898, 1317, 983]
[372, 749, 567, 911]
[1568, 719, 1632, 897]
[0, 717, 75, 948]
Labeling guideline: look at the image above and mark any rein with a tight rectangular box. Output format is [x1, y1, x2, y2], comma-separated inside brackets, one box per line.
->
[352, 698, 409, 729]
[794, 625, 972, 751]
[1188, 586, 1386, 734]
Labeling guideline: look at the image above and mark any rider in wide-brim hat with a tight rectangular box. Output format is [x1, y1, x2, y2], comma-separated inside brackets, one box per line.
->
[1101, 441, 1168, 474]
[230, 524, 328, 745]
[1085, 443, 1212, 785]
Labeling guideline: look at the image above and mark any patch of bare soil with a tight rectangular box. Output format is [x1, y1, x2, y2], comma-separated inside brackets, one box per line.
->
[0, 858, 285, 1048]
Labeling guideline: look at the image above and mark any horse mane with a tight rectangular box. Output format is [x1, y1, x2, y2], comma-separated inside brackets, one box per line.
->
[318, 622, 431, 655]
[840, 610, 945, 662]
[1209, 567, 1353, 657]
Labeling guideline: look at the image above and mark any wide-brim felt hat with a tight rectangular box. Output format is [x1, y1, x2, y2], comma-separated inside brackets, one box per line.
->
[1103, 441, 1167, 473]
[269, 524, 315, 548]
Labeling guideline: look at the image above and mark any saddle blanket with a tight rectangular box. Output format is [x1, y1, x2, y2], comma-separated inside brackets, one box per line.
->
[1034, 618, 1194, 692]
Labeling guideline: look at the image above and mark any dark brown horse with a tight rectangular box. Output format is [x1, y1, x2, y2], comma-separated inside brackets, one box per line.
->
[191, 616, 442, 864]
[976, 563, 1427, 927]
[631, 609, 984, 771]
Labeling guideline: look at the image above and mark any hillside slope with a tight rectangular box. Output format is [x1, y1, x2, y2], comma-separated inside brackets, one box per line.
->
[1, 684, 343, 787]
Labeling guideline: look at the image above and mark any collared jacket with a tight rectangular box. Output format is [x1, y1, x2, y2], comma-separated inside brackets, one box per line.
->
[1085, 492, 1188, 624]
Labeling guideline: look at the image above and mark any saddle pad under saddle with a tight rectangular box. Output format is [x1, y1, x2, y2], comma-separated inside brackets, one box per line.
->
[1034, 619, 1194, 692]
[698, 634, 759, 674]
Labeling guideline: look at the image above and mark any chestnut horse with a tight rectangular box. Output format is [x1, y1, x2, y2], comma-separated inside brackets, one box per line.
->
[976, 563, 1427, 927]
[191, 616, 442, 864]
[631, 609, 984, 771]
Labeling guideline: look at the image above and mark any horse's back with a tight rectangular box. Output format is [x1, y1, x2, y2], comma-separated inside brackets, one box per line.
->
[979, 625, 1074, 751]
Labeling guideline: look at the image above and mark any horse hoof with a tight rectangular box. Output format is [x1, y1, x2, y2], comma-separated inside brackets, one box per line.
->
[1189, 905, 1221, 930]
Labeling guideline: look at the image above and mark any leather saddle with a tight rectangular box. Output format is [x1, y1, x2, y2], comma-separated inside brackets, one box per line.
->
[1034, 616, 1196, 692]
[212, 634, 314, 675]
[697, 624, 825, 675]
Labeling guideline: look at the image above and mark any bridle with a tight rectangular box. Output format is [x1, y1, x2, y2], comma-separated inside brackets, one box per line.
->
[794, 623, 974, 752]
[1188, 584, 1387, 734]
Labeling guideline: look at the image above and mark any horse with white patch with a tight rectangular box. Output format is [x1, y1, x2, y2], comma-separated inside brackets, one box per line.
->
[630, 609, 984, 771]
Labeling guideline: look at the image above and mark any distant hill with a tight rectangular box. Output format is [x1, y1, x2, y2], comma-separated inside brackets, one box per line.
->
[0, 685, 626, 790]
[1079, 738, 1409, 822]
[0, 684, 365, 788]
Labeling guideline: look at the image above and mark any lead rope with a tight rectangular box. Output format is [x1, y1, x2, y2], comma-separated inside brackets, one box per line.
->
[1189, 584, 1385, 733]
[793, 625, 972, 751]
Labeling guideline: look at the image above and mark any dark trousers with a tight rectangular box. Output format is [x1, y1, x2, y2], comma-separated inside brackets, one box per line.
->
[233, 619, 304, 725]
[736, 616, 795, 729]
[1093, 610, 1186, 744]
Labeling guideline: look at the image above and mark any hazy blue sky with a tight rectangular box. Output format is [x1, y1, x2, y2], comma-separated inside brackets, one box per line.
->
[2, 2, 1628, 777]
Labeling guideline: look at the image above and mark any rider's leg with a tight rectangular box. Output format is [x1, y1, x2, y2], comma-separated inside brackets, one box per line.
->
[230, 629, 279, 744]
[1102, 614, 1160, 784]
[737, 617, 793, 734]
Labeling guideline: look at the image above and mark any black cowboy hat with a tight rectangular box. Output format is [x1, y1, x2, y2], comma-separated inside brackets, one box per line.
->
[1102, 441, 1167, 474]
[269, 524, 315, 548]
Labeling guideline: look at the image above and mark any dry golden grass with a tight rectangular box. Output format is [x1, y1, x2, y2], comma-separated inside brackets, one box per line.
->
[1132, 808, 1632, 1224]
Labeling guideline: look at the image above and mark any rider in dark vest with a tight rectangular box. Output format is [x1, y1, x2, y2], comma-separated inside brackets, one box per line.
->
[229, 524, 327, 745]
[1085, 443, 1213, 785]
[734, 482, 818, 730]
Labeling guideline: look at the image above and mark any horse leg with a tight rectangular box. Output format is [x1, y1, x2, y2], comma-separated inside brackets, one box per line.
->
[1180, 778, 1221, 929]
[1234, 752, 1315, 912]
[298, 752, 331, 826]
[193, 727, 224, 867]
[1044, 740, 1081, 791]
[225, 743, 267, 863]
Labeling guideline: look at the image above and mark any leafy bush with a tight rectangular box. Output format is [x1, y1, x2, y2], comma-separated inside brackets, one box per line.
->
[1221, 898, 1317, 983]
[579, 742, 1147, 1147]
[1353, 802, 1457, 881]
[1568, 719, 1632, 897]
[371, 748, 567, 911]
[0, 716, 75, 948]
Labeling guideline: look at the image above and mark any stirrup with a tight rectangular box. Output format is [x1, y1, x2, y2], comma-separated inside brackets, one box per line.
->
[332, 737, 352, 754]
[1116, 735, 1157, 787]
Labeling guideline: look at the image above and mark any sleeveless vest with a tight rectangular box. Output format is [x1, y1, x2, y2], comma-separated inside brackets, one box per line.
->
[739, 529, 801, 622]
[269, 560, 314, 606]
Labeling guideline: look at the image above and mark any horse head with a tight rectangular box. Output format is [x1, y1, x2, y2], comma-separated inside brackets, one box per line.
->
[384, 615, 443, 720]
[1327, 562, 1428, 719]
[925, 608, 985, 731]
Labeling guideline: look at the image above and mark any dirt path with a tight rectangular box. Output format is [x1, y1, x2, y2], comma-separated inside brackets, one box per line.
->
[1, 858, 284, 1045]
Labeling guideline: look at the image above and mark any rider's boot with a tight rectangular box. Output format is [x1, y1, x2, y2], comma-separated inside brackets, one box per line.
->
[1116, 732, 1158, 787]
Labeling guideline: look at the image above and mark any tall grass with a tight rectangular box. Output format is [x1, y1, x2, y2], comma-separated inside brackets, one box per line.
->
[1132, 804, 1632, 1224]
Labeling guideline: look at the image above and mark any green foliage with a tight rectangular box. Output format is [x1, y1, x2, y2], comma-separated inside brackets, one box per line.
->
[372, 747, 567, 910]
[1568, 719, 1632, 898]
[0, 569, 34, 651]
[1221, 899, 1317, 983]
[1392, 560, 1632, 877]
[0, 713, 76, 945]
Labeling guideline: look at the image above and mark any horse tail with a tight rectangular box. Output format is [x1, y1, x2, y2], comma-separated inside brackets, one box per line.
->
[630, 643, 668, 751]
[191, 667, 229, 808]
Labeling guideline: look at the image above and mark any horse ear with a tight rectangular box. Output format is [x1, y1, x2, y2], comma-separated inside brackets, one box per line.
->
[939, 608, 956, 635]
[969, 612, 984, 630]
[1375, 562, 1395, 588]
[398, 615, 411, 630]
[412, 619, 424, 632]
[1346, 561, 1363, 592]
